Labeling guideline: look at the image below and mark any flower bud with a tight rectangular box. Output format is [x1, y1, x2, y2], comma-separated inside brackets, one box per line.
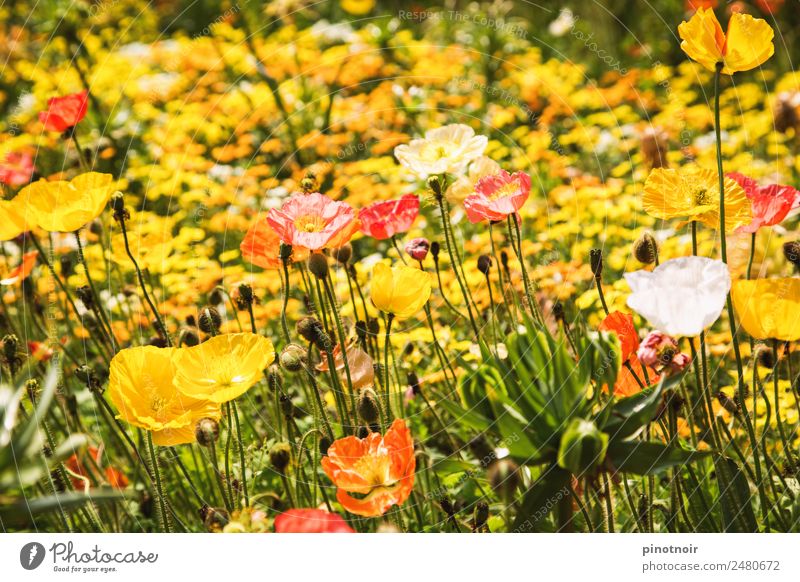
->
[179, 327, 200, 347]
[60, 254, 74, 277]
[473, 501, 489, 529]
[267, 363, 283, 392]
[297, 316, 323, 343]
[313, 329, 335, 353]
[755, 343, 776, 369]
[589, 248, 603, 278]
[300, 174, 317, 193]
[280, 393, 294, 417]
[279, 242, 293, 263]
[198, 306, 221, 334]
[269, 442, 292, 472]
[783, 241, 800, 270]
[195, 417, 220, 447]
[367, 318, 380, 336]
[75, 364, 102, 393]
[2, 334, 19, 362]
[556, 418, 608, 476]
[430, 241, 440, 261]
[331, 244, 352, 265]
[279, 344, 307, 372]
[405, 237, 430, 261]
[357, 388, 381, 423]
[208, 288, 224, 306]
[487, 458, 520, 500]
[110, 191, 126, 216]
[552, 301, 565, 322]
[237, 283, 254, 309]
[308, 252, 329, 279]
[633, 232, 658, 265]
[76, 285, 94, 310]
[319, 436, 331, 456]
[427, 176, 443, 198]
[500, 250, 509, 272]
[477, 254, 492, 276]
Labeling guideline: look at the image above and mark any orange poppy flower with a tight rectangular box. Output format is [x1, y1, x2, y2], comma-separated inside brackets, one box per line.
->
[613, 355, 661, 398]
[321, 419, 415, 517]
[0, 251, 37, 285]
[65, 446, 129, 491]
[240, 216, 309, 270]
[599, 311, 639, 362]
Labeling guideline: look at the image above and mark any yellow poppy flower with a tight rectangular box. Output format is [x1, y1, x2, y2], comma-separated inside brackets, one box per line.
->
[18, 172, 114, 232]
[731, 278, 800, 341]
[340, 0, 374, 15]
[172, 333, 275, 403]
[0, 198, 27, 241]
[642, 166, 751, 233]
[370, 263, 432, 319]
[678, 8, 774, 75]
[108, 346, 221, 446]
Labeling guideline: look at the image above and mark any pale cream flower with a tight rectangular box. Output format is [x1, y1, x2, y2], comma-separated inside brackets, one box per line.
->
[394, 124, 488, 179]
[445, 156, 501, 203]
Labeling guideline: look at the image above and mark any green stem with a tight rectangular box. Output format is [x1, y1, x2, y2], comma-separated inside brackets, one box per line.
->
[146, 432, 171, 532]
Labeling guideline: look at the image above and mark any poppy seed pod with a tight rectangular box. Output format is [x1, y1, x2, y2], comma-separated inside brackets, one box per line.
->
[198, 306, 221, 334]
[589, 248, 603, 278]
[269, 442, 292, 472]
[477, 254, 492, 275]
[308, 252, 329, 279]
[783, 241, 800, 270]
[279, 344, 307, 372]
[357, 388, 381, 423]
[331, 243, 352, 265]
[195, 417, 220, 447]
[633, 232, 658, 265]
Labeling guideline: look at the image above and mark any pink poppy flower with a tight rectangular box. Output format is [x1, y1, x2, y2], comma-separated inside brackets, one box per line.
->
[728, 172, 800, 234]
[0, 152, 35, 187]
[464, 170, 531, 223]
[273, 508, 354, 533]
[405, 237, 430, 261]
[637, 331, 691, 374]
[358, 194, 419, 240]
[39, 91, 89, 132]
[267, 192, 357, 251]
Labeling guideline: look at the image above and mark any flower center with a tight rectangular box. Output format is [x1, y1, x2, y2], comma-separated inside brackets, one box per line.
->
[487, 182, 517, 201]
[295, 214, 326, 233]
[694, 188, 711, 206]
[419, 141, 457, 162]
[150, 394, 169, 417]
[354, 454, 392, 487]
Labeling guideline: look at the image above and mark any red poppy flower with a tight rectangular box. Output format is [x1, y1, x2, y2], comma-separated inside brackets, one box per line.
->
[728, 172, 800, 233]
[321, 418, 415, 517]
[464, 170, 530, 223]
[240, 216, 309, 270]
[267, 192, 357, 251]
[39, 91, 89, 132]
[65, 446, 129, 491]
[0, 152, 35, 187]
[274, 508, 354, 533]
[358, 194, 419, 240]
[599, 311, 662, 396]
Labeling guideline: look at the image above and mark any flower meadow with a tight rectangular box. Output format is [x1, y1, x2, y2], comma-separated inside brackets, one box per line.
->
[2, 0, 800, 535]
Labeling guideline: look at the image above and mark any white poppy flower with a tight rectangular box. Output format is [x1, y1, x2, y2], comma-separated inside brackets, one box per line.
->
[394, 124, 488, 178]
[624, 256, 731, 337]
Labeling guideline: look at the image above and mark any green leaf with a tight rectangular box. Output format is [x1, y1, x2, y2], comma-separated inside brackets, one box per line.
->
[713, 454, 757, 533]
[436, 397, 492, 433]
[601, 370, 686, 441]
[512, 465, 571, 532]
[607, 441, 709, 475]
[0, 489, 129, 527]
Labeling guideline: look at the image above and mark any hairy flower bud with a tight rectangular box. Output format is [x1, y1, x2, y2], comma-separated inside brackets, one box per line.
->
[430, 240, 440, 261]
[269, 442, 292, 472]
[633, 232, 658, 265]
[179, 327, 200, 347]
[331, 243, 352, 265]
[477, 254, 492, 276]
[357, 388, 381, 423]
[308, 252, 329, 279]
[279, 344, 307, 372]
[589, 248, 603, 279]
[198, 306, 221, 334]
[195, 417, 220, 447]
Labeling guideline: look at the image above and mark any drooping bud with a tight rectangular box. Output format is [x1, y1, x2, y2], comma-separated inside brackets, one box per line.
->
[308, 252, 329, 279]
[405, 237, 430, 262]
[633, 232, 658, 265]
[296, 316, 322, 343]
[269, 442, 292, 472]
[477, 254, 492, 276]
[357, 388, 381, 424]
[76, 285, 94, 310]
[319, 436, 331, 456]
[331, 244, 352, 265]
[198, 306, 221, 334]
[179, 327, 200, 347]
[556, 418, 608, 476]
[430, 241, 440, 262]
[208, 287, 224, 306]
[279, 344, 307, 372]
[589, 248, 603, 279]
[195, 417, 220, 447]
[755, 343, 776, 369]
